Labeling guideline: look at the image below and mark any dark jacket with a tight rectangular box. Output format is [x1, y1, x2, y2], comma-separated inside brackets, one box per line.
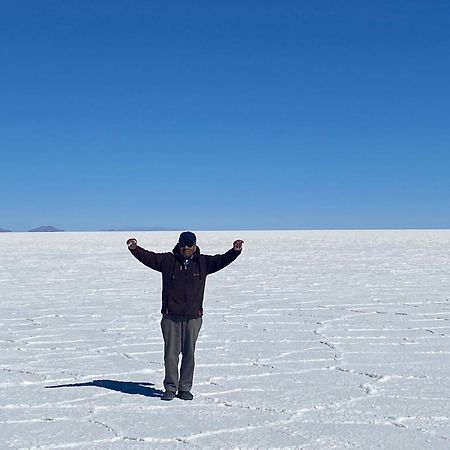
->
[129, 244, 241, 318]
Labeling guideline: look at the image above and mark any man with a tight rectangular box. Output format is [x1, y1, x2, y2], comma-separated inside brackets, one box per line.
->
[127, 231, 243, 401]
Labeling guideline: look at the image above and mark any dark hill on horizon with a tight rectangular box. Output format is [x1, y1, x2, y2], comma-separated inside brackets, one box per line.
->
[0, 228, 12, 232]
[29, 226, 64, 232]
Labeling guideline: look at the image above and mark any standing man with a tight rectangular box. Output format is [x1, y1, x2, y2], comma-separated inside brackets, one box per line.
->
[127, 231, 243, 401]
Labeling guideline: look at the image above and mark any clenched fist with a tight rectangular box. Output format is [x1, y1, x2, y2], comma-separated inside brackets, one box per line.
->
[233, 239, 244, 251]
[127, 238, 137, 250]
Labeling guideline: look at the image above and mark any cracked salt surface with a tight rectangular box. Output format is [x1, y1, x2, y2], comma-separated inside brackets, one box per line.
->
[1, 230, 450, 449]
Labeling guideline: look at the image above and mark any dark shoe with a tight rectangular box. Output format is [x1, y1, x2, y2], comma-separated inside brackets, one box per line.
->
[161, 390, 176, 401]
[176, 391, 193, 401]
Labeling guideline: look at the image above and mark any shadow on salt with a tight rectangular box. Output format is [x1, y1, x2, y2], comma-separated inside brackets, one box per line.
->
[45, 379, 164, 398]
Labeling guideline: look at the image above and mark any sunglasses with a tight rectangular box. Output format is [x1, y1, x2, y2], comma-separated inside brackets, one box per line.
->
[178, 242, 195, 248]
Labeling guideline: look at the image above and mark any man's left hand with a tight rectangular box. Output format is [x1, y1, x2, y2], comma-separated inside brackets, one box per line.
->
[233, 240, 244, 251]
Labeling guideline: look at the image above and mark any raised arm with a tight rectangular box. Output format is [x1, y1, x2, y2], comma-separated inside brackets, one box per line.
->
[206, 240, 244, 274]
[127, 238, 164, 272]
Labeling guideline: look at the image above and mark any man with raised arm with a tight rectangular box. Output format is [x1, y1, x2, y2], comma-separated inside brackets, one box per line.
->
[127, 231, 244, 401]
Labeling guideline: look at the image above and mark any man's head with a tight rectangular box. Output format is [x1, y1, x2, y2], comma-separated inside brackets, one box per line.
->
[178, 231, 197, 258]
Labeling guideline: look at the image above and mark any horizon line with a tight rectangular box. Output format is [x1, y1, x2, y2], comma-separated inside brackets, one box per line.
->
[2, 227, 450, 233]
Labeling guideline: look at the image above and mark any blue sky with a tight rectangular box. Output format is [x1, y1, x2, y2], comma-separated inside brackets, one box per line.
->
[1, 0, 449, 231]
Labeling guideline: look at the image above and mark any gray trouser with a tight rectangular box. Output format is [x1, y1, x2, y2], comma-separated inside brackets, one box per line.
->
[160, 316, 202, 392]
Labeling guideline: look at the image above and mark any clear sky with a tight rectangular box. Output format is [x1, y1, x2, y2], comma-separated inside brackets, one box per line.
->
[1, 0, 449, 231]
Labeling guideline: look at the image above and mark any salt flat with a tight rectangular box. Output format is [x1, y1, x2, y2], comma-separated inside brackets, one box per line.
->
[1, 230, 449, 449]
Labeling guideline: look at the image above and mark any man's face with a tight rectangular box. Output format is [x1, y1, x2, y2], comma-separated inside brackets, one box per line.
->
[179, 243, 196, 258]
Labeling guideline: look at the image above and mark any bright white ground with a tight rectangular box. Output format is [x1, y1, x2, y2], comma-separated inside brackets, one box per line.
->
[1, 230, 449, 449]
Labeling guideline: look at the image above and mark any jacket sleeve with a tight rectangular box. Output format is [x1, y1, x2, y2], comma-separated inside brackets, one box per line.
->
[129, 246, 164, 272]
[205, 248, 241, 275]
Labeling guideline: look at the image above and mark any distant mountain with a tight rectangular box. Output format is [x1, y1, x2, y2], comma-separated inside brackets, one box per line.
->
[29, 226, 64, 232]
[0, 228, 12, 232]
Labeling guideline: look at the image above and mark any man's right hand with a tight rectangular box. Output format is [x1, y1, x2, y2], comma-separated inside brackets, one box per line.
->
[127, 238, 137, 250]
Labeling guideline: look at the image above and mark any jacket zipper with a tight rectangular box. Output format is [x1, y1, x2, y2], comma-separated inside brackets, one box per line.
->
[184, 262, 188, 316]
